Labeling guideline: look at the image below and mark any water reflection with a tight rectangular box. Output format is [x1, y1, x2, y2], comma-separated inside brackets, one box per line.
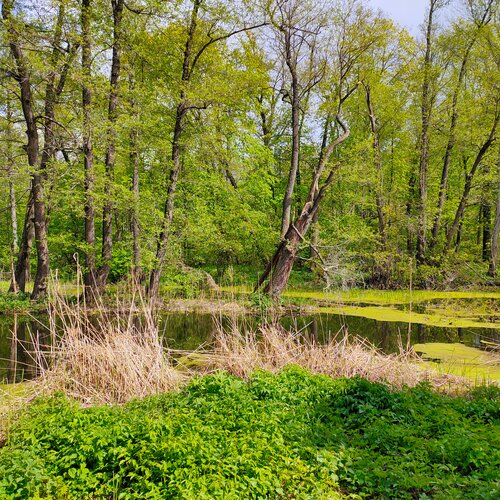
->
[1, 311, 498, 382]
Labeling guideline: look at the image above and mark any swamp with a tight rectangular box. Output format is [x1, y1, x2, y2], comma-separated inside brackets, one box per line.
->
[1, 0, 500, 497]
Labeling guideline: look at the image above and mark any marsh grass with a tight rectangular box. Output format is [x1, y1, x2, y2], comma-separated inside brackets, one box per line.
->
[6, 278, 470, 411]
[31, 279, 183, 405]
[209, 320, 467, 390]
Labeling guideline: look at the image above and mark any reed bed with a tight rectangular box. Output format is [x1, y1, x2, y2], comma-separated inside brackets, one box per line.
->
[210, 322, 465, 390]
[34, 282, 183, 405]
[20, 279, 469, 407]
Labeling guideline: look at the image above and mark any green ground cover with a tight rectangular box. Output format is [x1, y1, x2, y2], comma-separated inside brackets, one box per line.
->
[0, 368, 499, 499]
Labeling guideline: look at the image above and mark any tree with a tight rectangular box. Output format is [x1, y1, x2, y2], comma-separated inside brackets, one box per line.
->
[256, 1, 378, 297]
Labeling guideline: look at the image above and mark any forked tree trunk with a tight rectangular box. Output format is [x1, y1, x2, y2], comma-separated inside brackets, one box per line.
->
[9, 193, 34, 293]
[257, 111, 351, 298]
[3, 0, 49, 300]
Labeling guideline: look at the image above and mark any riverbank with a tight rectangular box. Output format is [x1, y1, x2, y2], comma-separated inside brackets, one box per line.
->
[0, 292, 498, 498]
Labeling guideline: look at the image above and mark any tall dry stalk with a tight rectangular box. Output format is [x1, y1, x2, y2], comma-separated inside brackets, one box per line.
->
[210, 321, 466, 390]
[34, 277, 182, 405]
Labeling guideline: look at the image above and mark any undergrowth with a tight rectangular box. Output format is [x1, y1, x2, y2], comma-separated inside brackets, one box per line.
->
[0, 368, 498, 499]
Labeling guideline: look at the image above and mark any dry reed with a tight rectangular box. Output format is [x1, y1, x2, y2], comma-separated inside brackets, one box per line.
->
[24, 277, 469, 406]
[34, 280, 183, 405]
[210, 321, 467, 390]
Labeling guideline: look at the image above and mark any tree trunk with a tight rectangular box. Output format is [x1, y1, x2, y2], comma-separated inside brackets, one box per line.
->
[9, 194, 34, 293]
[148, 0, 201, 298]
[364, 84, 387, 250]
[257, 111, 351, 298]
[309, 116, 331, 268]
[430, 40, 474, 248]
[148, 103, 186, 296]
[482, 200, 491, 261]
[280, 33, 300, 238]
[3, 0, 50, 300]
[6, 101, 19, 291]
[129, 79, 142, 281]
[444, 111, 499, 255]
[488, 147, 500, 277]
[97, 0, 124, 289]
[416, 0, 438, 264]
[82, 0, 97, 295]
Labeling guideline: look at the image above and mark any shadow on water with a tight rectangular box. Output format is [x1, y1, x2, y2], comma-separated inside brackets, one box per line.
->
[1, 311, 498, 383]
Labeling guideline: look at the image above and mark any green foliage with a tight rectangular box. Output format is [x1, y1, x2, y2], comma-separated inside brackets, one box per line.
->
[0, 292, 39, 313]
[0, 370, 498, 499]
[108, 246, 133, 283]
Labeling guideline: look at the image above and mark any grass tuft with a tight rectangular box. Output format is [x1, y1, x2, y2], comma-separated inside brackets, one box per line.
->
[210, 321, 467, 390]
[33, 281, 183, 405]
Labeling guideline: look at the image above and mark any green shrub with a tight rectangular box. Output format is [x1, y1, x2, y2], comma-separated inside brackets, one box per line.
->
[0, 370, 498, 499]
[0, 292, 39, 312]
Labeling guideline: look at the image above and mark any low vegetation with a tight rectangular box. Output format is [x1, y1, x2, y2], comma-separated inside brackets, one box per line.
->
[1, 369, 499, 499]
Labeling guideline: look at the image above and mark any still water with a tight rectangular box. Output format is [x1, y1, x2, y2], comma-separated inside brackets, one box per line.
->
[1, 311, 498, 383]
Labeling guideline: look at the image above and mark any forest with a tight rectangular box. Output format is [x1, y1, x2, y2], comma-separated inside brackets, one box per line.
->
[0, 1, 500, 498]
[0, 0, 499, 299]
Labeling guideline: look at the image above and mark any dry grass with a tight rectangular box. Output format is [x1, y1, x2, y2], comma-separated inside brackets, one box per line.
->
[33, 281, 183, 405]
[209, 321, 468, 390]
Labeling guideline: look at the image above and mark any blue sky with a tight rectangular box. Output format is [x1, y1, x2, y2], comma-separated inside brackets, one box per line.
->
[368, 0, 429, 33]
[368, 0, 464, 35]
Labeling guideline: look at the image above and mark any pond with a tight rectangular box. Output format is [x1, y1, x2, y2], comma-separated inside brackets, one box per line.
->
[1, 307, 498, 383]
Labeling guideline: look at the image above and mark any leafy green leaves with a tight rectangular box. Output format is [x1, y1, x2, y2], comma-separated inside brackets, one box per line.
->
[0, 370, 499, 499]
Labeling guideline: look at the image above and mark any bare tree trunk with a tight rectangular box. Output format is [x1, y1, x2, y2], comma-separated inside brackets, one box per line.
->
[488, 147, 500, 277]
[416, 0, 438, 264]
[364, 84, 387, 250]
[280, 33, 300, 238]
[97, 0, 124, 289]
[3, 0, 50, 300]
[148, 0, 201, 298]
[444, 111, 499, 255]
[82, 0, 97, 295]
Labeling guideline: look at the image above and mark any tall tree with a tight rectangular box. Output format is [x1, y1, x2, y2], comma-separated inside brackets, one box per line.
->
[416, 0, 445, 264]
[97, 0, 125, 289]
[82, 0, 97, 295]
[148, 0, 265, 297]
[430, 0, 495, 250]
[2, 0, 49, 299]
